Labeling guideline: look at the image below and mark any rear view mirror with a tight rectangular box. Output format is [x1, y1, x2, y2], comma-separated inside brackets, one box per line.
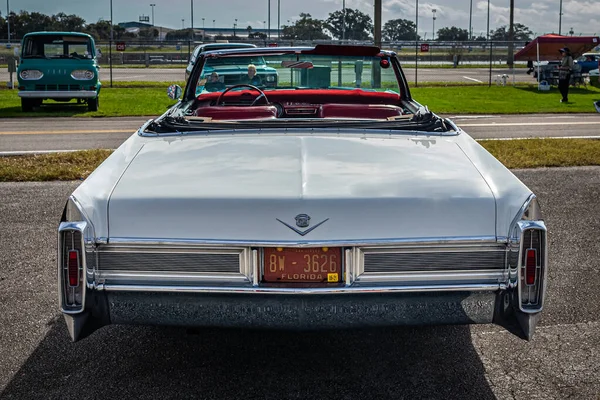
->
[167, 84, 183, 100]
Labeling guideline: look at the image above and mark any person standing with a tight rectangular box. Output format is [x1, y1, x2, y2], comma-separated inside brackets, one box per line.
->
[558, 47, 574, 103]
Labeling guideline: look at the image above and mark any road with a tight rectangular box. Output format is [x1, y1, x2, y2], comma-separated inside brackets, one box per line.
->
[1, 114, 599, 153]
[0, 67, 536, 84]
[1, 167, 599, 399]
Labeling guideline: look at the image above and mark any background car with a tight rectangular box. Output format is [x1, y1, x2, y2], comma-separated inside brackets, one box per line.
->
[575, 52, 600, 73]
[17, 31, 101, 112]
[184, 42, 257, 81]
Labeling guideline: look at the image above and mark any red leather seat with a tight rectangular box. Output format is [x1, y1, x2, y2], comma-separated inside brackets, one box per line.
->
[195, 106, 278, 120]
[320, 103, 403, 119]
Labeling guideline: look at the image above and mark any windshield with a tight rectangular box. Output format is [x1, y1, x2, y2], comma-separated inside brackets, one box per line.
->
[22, 35, 93, 59]
[193, 52, 400, 95]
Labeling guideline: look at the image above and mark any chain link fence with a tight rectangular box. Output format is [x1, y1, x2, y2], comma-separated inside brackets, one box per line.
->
[0, 39, 565, 87]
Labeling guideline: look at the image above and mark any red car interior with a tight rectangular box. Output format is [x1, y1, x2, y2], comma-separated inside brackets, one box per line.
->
[194, 89, 403, 120]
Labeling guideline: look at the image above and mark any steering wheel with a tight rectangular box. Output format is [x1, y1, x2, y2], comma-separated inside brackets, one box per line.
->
[215, 84, 269, 107]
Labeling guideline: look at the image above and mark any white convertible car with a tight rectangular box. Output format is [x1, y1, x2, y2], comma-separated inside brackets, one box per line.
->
[58, 45, 547, 342]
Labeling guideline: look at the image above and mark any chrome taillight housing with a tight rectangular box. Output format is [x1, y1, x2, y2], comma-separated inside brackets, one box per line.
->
[508, 194, 548, 313]
[517, 222, 547, 312]
[58, 222, 87, 313]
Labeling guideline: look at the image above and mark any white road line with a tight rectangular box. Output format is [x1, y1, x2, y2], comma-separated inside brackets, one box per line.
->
[460, 121, 600, 127]
[111, 75, 147, 80]
[478, 136, 600, 140]
[463, 76, 483, 83]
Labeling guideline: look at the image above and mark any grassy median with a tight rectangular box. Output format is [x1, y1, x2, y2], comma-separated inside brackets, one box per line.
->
[1, 84, 599, 117]
[1, 139, 599, 182]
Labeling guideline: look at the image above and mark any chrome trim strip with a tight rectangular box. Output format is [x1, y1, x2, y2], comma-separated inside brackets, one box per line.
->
[252, 249, 259, 286]
[137, 119, 156, 136]
[107, 236, 499, 248]
[96, 271, 249, 283]
[508, 193, 537, 238]
[100, 283, 502, 294]
[355, 270, 506, 283]
[18, 90, 97, 98]
[58, 222, 87, 314]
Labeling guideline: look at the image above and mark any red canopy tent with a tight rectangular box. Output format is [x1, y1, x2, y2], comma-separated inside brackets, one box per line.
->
[514, 34, 600, 61]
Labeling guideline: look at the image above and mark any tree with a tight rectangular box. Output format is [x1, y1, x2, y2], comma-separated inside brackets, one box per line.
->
[49, 12, 86, 32]
[383, 18, 418, 41]
[326, 8, 373, 40]
[490, 23, 532, 41]
[436, 26, 469, 41]
[281, 13, 330, 40]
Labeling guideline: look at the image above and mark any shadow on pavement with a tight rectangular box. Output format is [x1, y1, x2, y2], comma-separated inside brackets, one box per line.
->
[1, 317, 495, 399]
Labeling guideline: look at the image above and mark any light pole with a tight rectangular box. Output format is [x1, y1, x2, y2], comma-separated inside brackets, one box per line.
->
[558, 0, 563, 35]
[468, 0, 472, 40]
[150, 3, 155, 26]
[190, 0, 194, 37]
[182, 18, 184, 29]
[268, 0, 271, 39]
[213, 19, 215, 29]
[234, 18, 237, 37]
[277, 0, 280, 39]
[202, 18, 205, 40]
[432, 9, 436, 41]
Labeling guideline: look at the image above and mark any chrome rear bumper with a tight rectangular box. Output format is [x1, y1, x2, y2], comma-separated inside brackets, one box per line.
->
[65, 289, 511, 341]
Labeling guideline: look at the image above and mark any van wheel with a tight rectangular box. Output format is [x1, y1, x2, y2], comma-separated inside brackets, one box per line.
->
[88, 97, 99, 111]
[21, 98, 34, 112]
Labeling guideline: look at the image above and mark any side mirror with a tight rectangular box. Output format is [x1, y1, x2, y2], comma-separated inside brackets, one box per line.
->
[167, 84, 183, 100]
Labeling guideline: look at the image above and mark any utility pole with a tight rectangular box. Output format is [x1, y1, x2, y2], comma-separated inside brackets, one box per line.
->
[558, 0, 563, 35]
[432, 9, 436, 41]
[508, 0, 514, 66]
[415, 0, 418, 87]
[7, 0, 10, 45]
[468, 0, 473, 39]
[342, 0, 346, 42]
[109, 0, 113, 88]
[373, 0, 382, 88]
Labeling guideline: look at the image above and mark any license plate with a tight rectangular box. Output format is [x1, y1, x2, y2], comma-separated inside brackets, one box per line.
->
[263, 247, 342, 283]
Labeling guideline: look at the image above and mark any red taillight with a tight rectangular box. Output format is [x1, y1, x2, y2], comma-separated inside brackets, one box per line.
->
[525, 248, 537, 285]
[68, 250, 80, 287]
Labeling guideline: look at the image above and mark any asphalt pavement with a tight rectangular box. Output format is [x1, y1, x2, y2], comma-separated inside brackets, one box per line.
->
[0, 167, 599, 399]
[1, 114, 600, 153]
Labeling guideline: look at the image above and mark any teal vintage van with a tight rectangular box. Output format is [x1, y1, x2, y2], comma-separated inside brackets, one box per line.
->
[17, 32, 101, 112]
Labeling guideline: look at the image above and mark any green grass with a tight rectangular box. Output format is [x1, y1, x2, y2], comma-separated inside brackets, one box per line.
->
[0, 87, 177, 117]
[410, 85, 600, 114]
[480, 138, 600, 168]
[1, 84, 599, 117]
[2, 138, 599, 181]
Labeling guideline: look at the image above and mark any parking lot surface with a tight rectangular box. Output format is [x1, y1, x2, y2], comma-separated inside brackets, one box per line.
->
[0, 167, 599, 399]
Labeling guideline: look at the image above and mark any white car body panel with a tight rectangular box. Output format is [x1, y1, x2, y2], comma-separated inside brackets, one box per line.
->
[71, 130, 532, 242]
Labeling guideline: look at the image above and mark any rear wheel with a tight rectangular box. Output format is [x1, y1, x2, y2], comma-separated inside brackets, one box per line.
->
[21, 98, 35, 112]
[87, 96, 99, 111]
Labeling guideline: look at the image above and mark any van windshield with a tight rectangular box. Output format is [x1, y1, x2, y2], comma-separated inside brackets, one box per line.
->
[22, 35, 93, 59]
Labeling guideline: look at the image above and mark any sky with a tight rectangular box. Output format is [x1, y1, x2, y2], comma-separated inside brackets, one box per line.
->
[6, 0, 600, 37]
